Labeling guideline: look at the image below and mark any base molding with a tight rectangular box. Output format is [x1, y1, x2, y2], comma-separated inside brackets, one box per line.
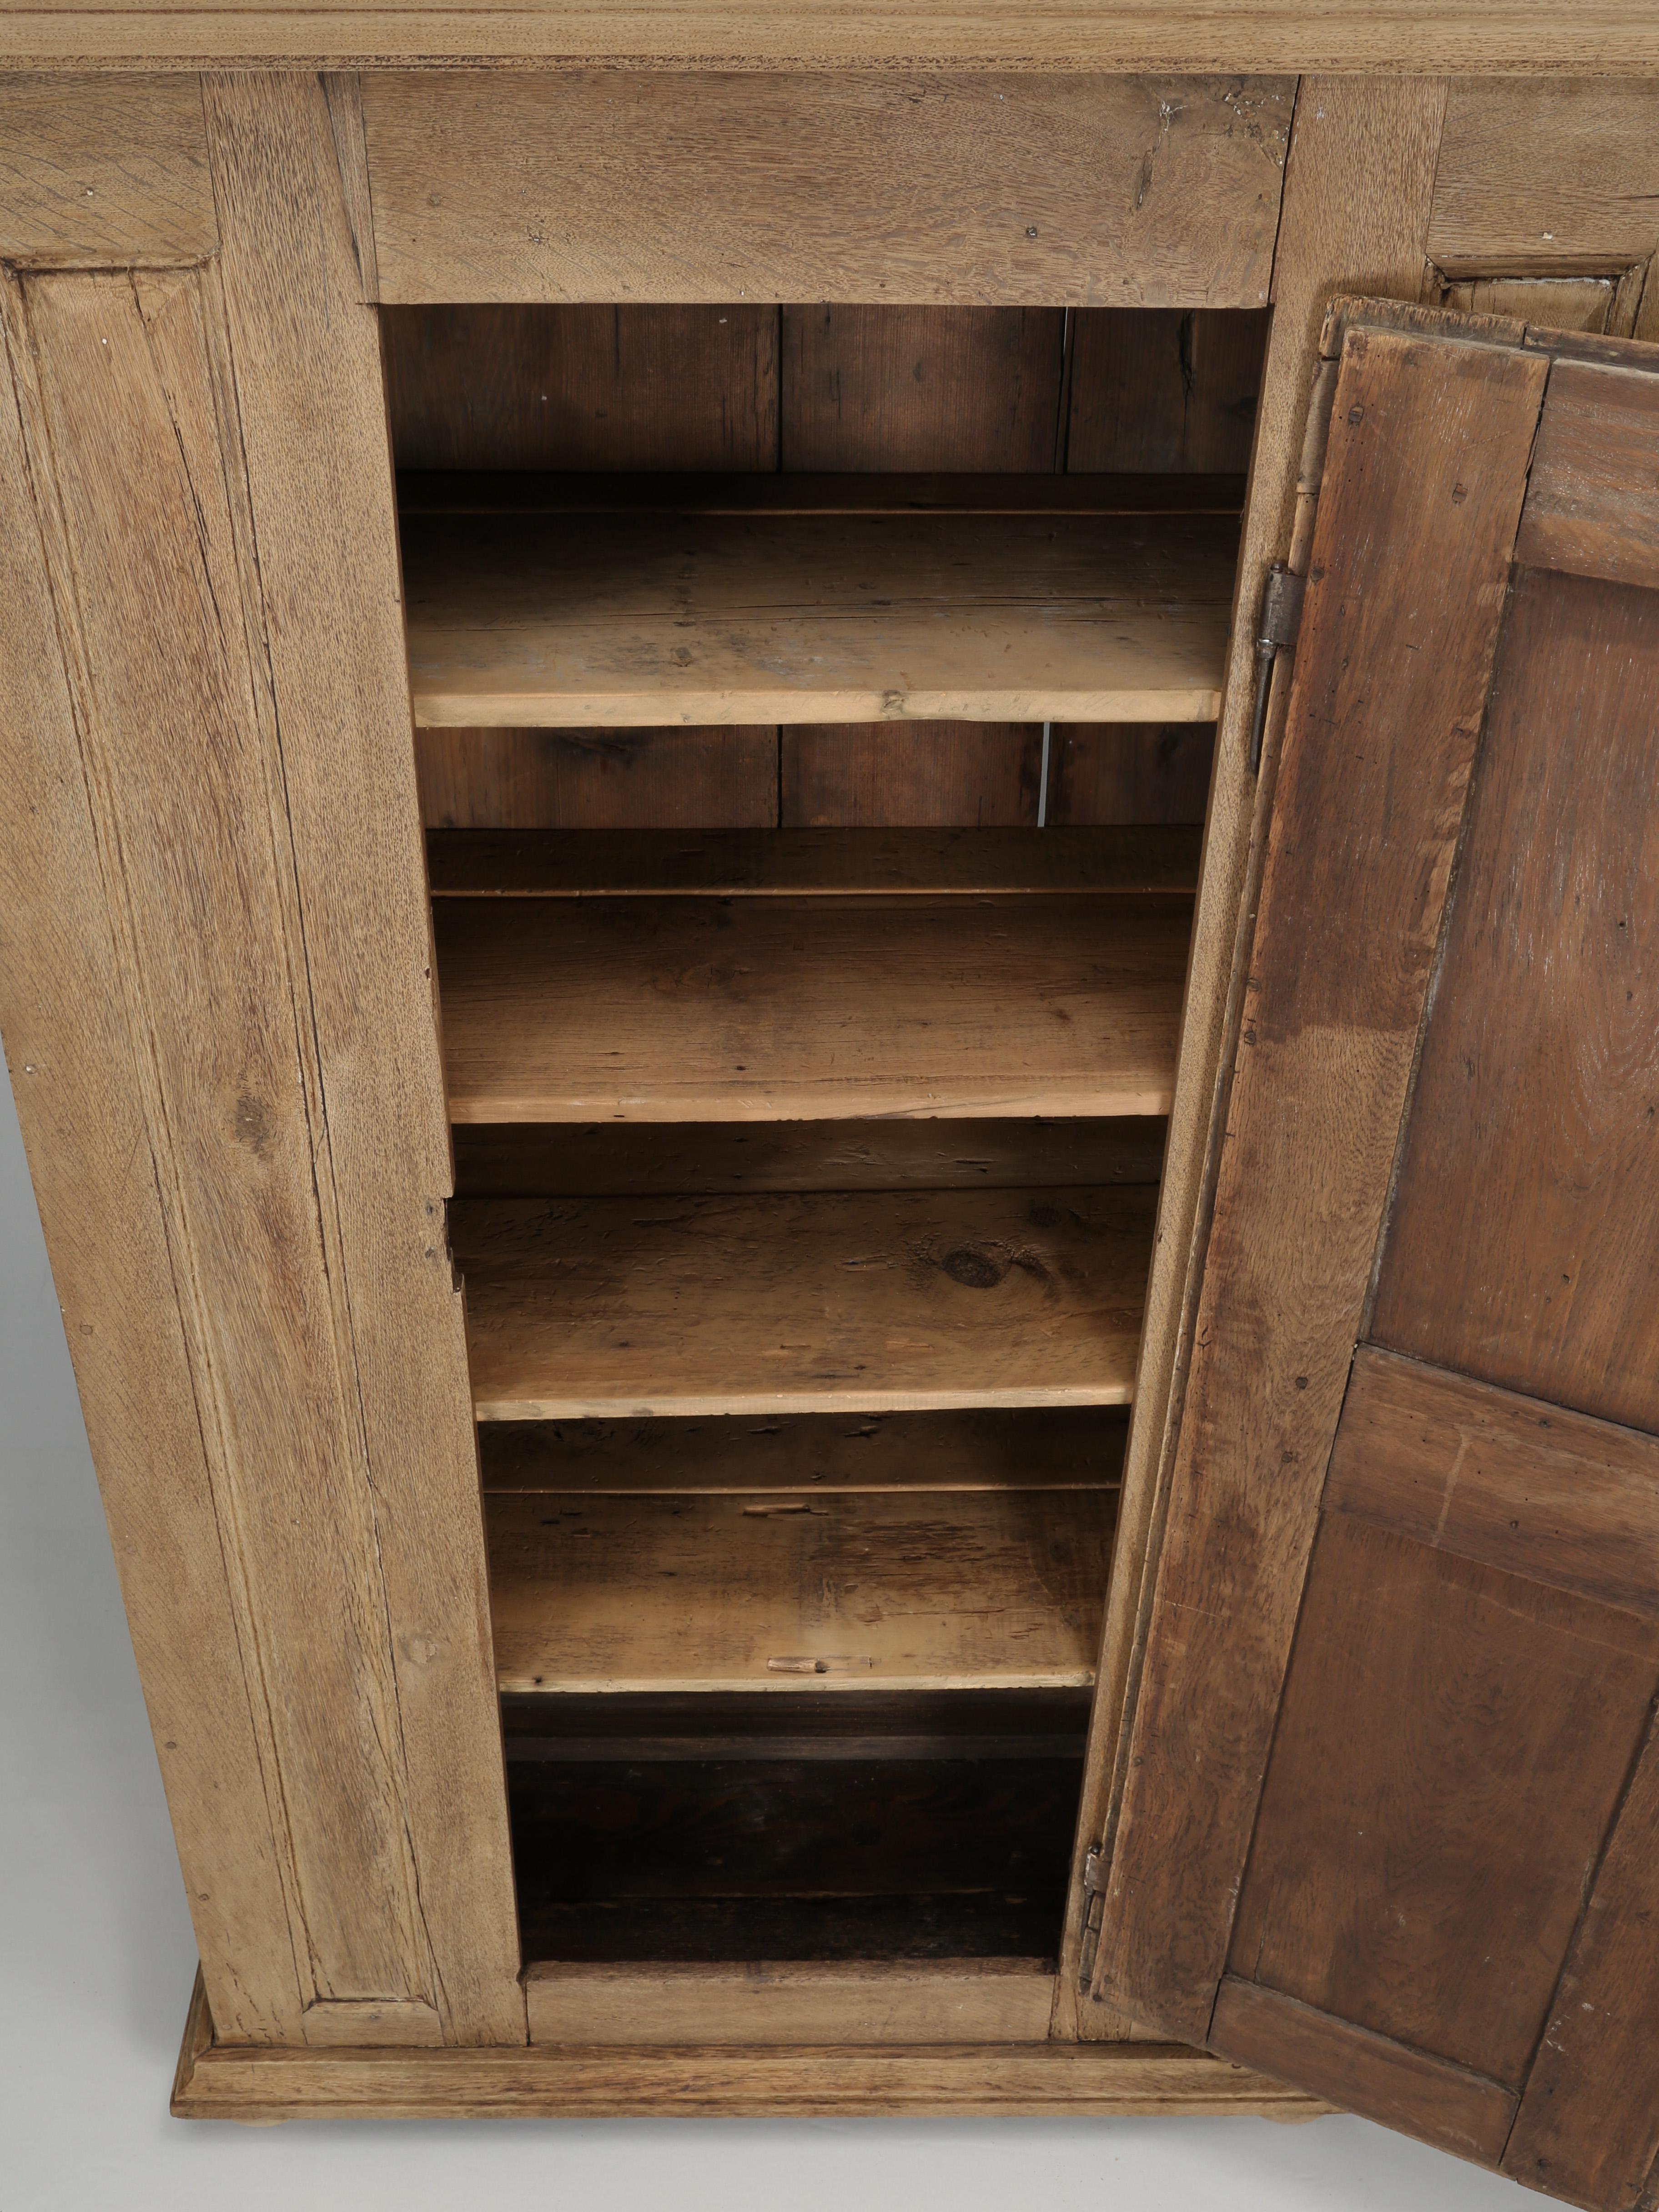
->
[171, 1971, 1328, 2122]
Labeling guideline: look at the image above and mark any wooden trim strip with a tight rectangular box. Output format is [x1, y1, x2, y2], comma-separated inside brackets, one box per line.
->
[1515, 355, 1659, 591]
[1327, 1347, 1659, 1618]
[1210, 1978, 1516, 2164]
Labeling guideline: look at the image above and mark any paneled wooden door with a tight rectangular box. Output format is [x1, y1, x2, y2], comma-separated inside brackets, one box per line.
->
[1093, 299, 1659, 2208]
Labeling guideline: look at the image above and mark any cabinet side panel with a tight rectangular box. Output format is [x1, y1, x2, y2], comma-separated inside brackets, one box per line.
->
[0, 271, 305, 2046]
[202, 70, 524, 2046]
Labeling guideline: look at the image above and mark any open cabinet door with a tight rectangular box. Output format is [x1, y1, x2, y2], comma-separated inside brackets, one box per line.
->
[1095, 297, 1659, 2207]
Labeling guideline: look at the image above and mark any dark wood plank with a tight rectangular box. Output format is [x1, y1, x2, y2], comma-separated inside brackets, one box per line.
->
[453, 1117, 1167, 1200]
[780, 306, 1066, 472]
[479, 1407, 1128, 1493]
[1047, 724, 1216, 825]
[1515, 358, 1659, 592]
[1372, 568, 1659, 1434]
[1094, 324, 1549, 2041]
[414, 728, 779, 830]
[397, 470, 1248, 517]
[382, 304, 780, 471]
[1066, 308, 1269, 473]
[1227, 1512, 1659, 2085]
[1505, 1713, 1659, 2207]
[434, 894, 1191, 1122]
[780, 723, 1041, 825]
[426, 825, 1203, 897]
[1328, 1348, 1659, 1619]
[452, 1184, 1156, 1418]
[1209, 1980, 1518, 2165]
[363, 73, 1291, 310]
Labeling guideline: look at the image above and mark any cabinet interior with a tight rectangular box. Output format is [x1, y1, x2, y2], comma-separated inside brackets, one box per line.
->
[383, 300, 1269, 1975]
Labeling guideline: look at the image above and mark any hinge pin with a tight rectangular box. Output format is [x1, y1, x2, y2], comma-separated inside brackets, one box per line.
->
[1247, 562, 1307, 774]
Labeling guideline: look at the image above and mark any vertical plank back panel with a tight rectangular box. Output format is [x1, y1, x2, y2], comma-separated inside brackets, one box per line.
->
[416, 727, 780, 829]
[1065, 308, 1268, 473]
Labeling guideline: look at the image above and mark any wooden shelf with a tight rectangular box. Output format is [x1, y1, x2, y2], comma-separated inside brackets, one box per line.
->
[399, 471, 1247, 518]
[453, 1184, 1153, 1418]
[487, 1486, 1117, 1692]
[479, 1407, 1129, 1493]
[436, 893, 1191, 1122]
[402, 508, 1237, 727]
[427, 824, 1202, 899]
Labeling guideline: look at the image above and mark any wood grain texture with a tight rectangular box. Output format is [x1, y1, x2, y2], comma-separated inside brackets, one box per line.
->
[1210, 1979, 1517, 2164]
[426, 825, 1203, 897]
[402, 510, 1237, 727]
[364, 72, 1291, 307]
[10, 7, 1659, 73]
[781, 722, 1040, 825]
[1092, 322, 1548, 2041]
[302, 2000, 445, 2048]
[0, 70, 215, 261]
[1327, 1348, 1659, 1619]
[452, 1114, 1168, 1199]
[1047, 724, 1216, 826]
[434, 893, 1191, 1121]
[383, 304, 780, 470]
[1429, 81, 1659, 276]
[415, 727, 779, 830]
[488, 1486, 1117, 1690]
[1516, 358, 1659, 591]
[1057, 82, 1455, 2041]
[780, 306, 1065, 471]
[0, 270, 303, 2044]
[525, 1960, 1056, 2045]
[1227, 1512, 1659, 2085]
[1432, 275, 1629, 335]
[1505, 1713, 1659, 2208]
[1372, 565, 1659, 1435]
[479, 1407, 1129, 1493]
[453, 1183, 1156, 1418]
[1066, 308, 1269, 473]
[398, 470, 1248, 518]
[201, 72, 523, 2044]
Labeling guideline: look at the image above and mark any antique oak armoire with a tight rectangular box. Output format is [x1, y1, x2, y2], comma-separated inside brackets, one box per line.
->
[3, 5, 1659, 2197]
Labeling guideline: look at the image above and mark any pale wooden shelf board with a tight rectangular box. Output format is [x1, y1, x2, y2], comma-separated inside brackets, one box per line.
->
[488, 1485, 1117, 1691]
[437, 893, 1191, 1122]
[404, 511, 1237, 728]
[479, 1406, 1129, 1493]
[454, 1184, 1154, 1418]
[426, 824, 1204, 899]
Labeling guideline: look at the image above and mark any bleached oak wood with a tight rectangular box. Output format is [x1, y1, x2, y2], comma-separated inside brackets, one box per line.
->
[426, 825, 1202, 897]
[488, 1486, 1117, 1690]
[0, 71, 215, 261]
[7, 8, 1659, 73]
[1429, 81, 1659, 276]
[479, 1407, 1128, 1494]
[454, 1184, 1155, 1418]
[302, 2000, 445, 2048]
[200, 73, 525, 2046]
[363, 71, 1289, 307]
[436, 894, 1191, 1122]
[525, 1960, 1057, 2044]
[403, 511, 1237, 727]
[1056, 79, 1456, 2042]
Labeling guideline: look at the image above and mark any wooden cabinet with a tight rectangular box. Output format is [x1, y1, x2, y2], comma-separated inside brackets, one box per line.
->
[0, 33, 1657, 2195]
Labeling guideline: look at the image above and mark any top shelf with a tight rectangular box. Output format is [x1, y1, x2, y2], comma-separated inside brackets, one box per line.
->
[402, 476, 1239, 730]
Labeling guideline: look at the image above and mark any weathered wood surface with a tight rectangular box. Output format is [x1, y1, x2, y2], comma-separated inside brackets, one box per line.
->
[525, 1960, 1056, 2045]
[364, 72, 1290, 306]
[1372, 563, 1659, 1434]
[10, 7, 1657, 73]
[0, 71, 215, 260]
[426, 824, 1202, 896]
[1515, 359, 1659, 591]
[416, 726, 781, 830]
[478, 1406, 1129, 1493]
[1429, 81, 1659, 275]
[398, 471, 1248, 516]
[435, 893, 1191, 1121]
[488, 1486, 1118, 1690]
[1057, 80, 1454, 2043]
[454, 1183, 1156, 1417]
[1327, 1349, 1659, 1619]
[403, 510, 1237, 727]
[1092, 322, 1547, 2041]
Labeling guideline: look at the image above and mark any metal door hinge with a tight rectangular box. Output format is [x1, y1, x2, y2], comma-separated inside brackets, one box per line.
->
[1076, 1843, 1110, 1989]
[1247, 563, 1306, 774]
